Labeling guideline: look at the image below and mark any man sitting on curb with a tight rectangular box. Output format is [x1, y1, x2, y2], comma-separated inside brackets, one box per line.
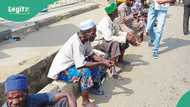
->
[94, 2, 139, 66]
[48, 19, 114, 106]
[117, 0, 147, 43]
[117, 0, 133, 18]
[2, 74, 77, 107]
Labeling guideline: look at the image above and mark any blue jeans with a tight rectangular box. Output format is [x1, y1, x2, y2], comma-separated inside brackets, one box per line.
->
[146, 4, 168, 52]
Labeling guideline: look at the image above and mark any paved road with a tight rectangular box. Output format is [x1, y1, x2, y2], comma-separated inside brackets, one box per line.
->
[0, 1, 100, 82]
[66, 5, 190, 107]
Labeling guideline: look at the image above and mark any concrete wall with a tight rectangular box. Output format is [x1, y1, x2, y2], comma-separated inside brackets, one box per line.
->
[0, 52, 57, 105]
[48, 0, 90, 9]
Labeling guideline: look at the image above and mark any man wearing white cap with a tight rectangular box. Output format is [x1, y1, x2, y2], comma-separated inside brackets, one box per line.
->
[146, 0, 172, 59]
[48, 19, 114, 106]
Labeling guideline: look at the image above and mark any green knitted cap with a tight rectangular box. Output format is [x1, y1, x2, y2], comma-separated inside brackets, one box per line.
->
[105, 2, 117, 15]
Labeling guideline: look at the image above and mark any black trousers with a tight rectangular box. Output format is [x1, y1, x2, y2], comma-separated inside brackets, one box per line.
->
[183, 6, 190, 34]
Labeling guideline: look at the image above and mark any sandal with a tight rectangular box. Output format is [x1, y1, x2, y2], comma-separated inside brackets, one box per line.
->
[89, 88, 104, 95]
[111, 66, 119, 79]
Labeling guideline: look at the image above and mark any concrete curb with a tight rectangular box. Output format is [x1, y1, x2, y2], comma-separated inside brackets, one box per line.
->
[0, 27, 11, 42]
[0, 51, 80, 105]
[39, 81, 80, 98]
[0, 2, 99, 105]
[0, 51, 57, 105]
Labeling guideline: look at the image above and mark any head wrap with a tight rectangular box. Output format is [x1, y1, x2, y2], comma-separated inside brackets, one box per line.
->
[4, 74, 28, 93]
[105, 2, 117, 15]
[116, 0, 125, 4]
[80, 19, 96, 31]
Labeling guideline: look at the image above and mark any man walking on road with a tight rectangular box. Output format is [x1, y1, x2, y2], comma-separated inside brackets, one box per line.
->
[183, 0, 190, 35]
[146, 0, 172, 59]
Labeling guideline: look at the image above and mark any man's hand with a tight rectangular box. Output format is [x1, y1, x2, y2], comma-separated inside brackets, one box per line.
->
[103, 60, 114, 68]
[54, 91, 70, 101]
[127, 32, 140, 46]
[123, 15, 134, 24]
[137, 31, 146, 43]
[54, 91, 77, 107]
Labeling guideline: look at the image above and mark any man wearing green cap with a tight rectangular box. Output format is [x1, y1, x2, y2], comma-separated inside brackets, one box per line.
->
[94, 2, 139, 65]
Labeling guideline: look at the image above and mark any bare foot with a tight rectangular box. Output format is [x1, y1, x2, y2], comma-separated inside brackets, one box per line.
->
[82, 99, 90, 107]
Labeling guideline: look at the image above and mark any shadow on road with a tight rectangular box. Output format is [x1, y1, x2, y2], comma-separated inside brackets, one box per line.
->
[159, 38, 190, 54]
[90, 54, 147, 105]
[122, 54, 149, 72]
[91, 76, 133, 105]
[0, 52, 10, 59]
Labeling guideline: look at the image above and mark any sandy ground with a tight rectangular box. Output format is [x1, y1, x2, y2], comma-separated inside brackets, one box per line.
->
[73, 4, 190, 107]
